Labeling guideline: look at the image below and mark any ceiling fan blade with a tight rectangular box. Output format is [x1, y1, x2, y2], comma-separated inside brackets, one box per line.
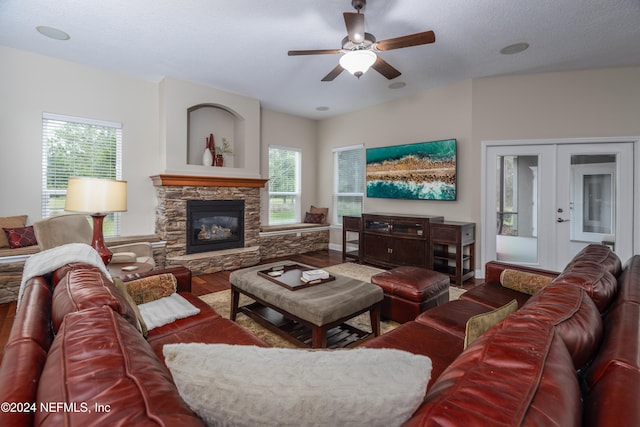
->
[321, 64, 345, 82]
[374, 30, 436, 51]
[371, 57, 401, 80]
[288, 49, 342, 56]
[344, 12, 365, 44]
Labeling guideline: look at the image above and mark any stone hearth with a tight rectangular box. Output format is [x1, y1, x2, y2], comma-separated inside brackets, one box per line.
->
[151, 174, 268, 274]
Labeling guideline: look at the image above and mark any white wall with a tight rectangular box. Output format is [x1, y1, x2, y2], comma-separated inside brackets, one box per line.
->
[317, 66, 640, 262]
[0, 46, 159, 235]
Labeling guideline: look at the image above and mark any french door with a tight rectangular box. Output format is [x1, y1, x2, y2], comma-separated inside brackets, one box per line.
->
[483, 141, 634, 272]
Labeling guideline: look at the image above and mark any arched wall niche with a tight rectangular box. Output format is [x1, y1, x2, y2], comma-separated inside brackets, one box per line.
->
[187, 103, 245, 168]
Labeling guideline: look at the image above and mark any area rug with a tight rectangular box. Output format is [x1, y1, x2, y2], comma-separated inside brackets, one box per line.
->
[198, 262, 467, 348]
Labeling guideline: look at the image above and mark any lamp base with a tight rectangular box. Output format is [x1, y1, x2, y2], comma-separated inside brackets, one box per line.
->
[90, 213, 112, 265]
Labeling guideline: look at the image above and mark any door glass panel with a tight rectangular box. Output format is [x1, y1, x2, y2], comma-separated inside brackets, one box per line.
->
[496, 155, 538, 263]
[570, 155, 616, 244]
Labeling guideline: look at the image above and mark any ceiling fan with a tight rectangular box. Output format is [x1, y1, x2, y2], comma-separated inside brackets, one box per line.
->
[288, 0, 436, 81]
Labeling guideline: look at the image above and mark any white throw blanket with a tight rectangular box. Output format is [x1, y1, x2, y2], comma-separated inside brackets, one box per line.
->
[138, 293, 201, 331]
[18, 243, 112, 308]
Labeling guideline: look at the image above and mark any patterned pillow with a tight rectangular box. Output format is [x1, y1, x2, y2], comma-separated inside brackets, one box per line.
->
[310, 206, 329, 224]
[124, 273, 177, 305]
[3, 226, 38, 249]
[464, 299, 518, 349]
[303, 212, 324, 224]
[500, 269, 553, 295]
[0, 215, 27, 248]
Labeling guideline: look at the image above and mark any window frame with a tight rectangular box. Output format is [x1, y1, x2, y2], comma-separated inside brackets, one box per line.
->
[333, 144, 365, 225]
[41, 112, 123, 236]
[268, 145, 302, 225]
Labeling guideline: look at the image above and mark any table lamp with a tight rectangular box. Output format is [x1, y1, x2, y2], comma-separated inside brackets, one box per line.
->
[64, 177, 127, 265]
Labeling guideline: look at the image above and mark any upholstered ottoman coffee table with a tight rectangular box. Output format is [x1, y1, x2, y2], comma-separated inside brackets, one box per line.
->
[371, 266, 450, 324]
[229, 262, 383, 348]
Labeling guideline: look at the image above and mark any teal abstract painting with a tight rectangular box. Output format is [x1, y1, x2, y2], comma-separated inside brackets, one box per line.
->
[366, 139, 457, 200]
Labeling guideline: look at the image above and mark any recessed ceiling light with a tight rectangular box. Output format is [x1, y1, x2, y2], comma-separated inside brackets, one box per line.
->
[36, 26, 70, 41]
[316, 106, 330, 111]
[500, 42, 529, 55]
[388, 82, 407, 89]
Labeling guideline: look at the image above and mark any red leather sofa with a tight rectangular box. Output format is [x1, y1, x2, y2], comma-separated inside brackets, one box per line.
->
[1, 244, 638, 426]
[0, 263, 266, 426]
[363, 244, 640, 426]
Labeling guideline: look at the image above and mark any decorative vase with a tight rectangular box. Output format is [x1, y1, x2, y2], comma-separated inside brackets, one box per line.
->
[202, 148, 213, 166]
[215, 154, 224, 167]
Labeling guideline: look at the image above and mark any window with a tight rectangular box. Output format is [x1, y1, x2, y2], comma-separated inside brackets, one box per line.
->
[333, 145, 364, 225]
[42, 113, 123, 236]
[268, 146, 301, 225]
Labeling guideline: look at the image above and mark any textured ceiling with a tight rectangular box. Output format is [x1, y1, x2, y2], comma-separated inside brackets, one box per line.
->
[2, 0, 640, 119]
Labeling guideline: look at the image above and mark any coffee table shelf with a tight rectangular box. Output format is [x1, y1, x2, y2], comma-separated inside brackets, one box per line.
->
[239, 302, 371, 349]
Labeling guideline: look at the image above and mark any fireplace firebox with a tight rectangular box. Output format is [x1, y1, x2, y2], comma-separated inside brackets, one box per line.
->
[186, 200, 244, 254]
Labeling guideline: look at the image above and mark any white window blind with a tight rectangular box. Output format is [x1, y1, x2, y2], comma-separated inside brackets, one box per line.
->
[268, 146, 301, 225]
[333, 145, 365, 225]
[41, 113, 123, 236]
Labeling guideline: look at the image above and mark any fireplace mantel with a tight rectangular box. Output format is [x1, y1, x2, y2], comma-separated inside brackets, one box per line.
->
[150, 174, 268, 188]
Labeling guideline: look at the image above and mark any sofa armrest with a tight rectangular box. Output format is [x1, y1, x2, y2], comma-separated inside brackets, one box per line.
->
[120, 266, 192, 293]
[484, 261, 559, 283]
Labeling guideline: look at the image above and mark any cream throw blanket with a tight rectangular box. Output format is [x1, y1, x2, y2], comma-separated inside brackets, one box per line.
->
[18, 243, 111, 308]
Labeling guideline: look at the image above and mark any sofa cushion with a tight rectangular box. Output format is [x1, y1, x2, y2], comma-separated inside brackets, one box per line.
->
[585, 301, 640, 389]
[464, 299, 517, 349]
[35, 306, 204, 427]
[459, 281, 532, 309]
[552, 262, 617, 312]
[164, 344, 431, 427]
[51, 268, 138, 333]
[500, 268, 553, 295]
[3, 225, 37, 248]
[415, 299, 490, 339]
[411, 316, 581, 427]
[567, 243, 622, 277]
[124, 273, 177, 304]
[0, 214, 27, 248]
[114, 278, 148, 337]
[519, 283, 603, 368]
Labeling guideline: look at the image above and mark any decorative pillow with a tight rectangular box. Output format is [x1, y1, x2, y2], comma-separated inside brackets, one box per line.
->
[0, 215, 27, 248]
[3, 226, 38, 248]
[303, 212, 324, 224]
[500, 269, 553, 295]
[464, 299, 518, 349]
[163, 344, 432, 427]
[114, 278, 148, 337]
[310, 205, 329, 224]
[124, 273, 177, 304]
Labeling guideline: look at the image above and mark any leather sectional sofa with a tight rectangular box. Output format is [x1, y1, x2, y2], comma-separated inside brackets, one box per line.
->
[1, 244, 638, 426]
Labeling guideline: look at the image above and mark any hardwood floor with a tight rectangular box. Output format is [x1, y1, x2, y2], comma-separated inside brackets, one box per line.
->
[0, 249, 480, 363]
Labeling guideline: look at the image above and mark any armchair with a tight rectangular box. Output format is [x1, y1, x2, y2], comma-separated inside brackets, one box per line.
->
[33, 214, 155, 267]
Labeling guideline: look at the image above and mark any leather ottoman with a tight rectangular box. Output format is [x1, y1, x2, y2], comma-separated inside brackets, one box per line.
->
[371, 266, 450, 323]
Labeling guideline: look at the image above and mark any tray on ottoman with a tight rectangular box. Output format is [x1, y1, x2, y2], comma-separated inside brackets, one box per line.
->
[257, 264, 335, 291]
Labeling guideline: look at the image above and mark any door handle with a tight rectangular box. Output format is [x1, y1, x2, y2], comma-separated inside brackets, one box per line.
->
[557, 218, 571, 223]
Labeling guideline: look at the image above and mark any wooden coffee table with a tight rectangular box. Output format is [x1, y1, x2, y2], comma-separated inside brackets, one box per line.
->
[229, 262, 383, 349]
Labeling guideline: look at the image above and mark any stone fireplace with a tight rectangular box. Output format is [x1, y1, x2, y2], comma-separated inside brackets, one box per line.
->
[151, 174, 268, 273]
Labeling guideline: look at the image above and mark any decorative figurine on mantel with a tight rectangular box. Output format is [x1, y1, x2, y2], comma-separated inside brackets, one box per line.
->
[214, 137, 233, 167]
[202, 133, 215, 166]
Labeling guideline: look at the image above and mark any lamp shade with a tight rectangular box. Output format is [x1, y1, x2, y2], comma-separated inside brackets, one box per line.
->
[65, 177, 127, 214]
[339, 50, 377, 77]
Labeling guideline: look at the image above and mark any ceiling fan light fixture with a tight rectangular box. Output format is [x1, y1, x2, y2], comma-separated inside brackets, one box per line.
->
[339, 50, 377, 78]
